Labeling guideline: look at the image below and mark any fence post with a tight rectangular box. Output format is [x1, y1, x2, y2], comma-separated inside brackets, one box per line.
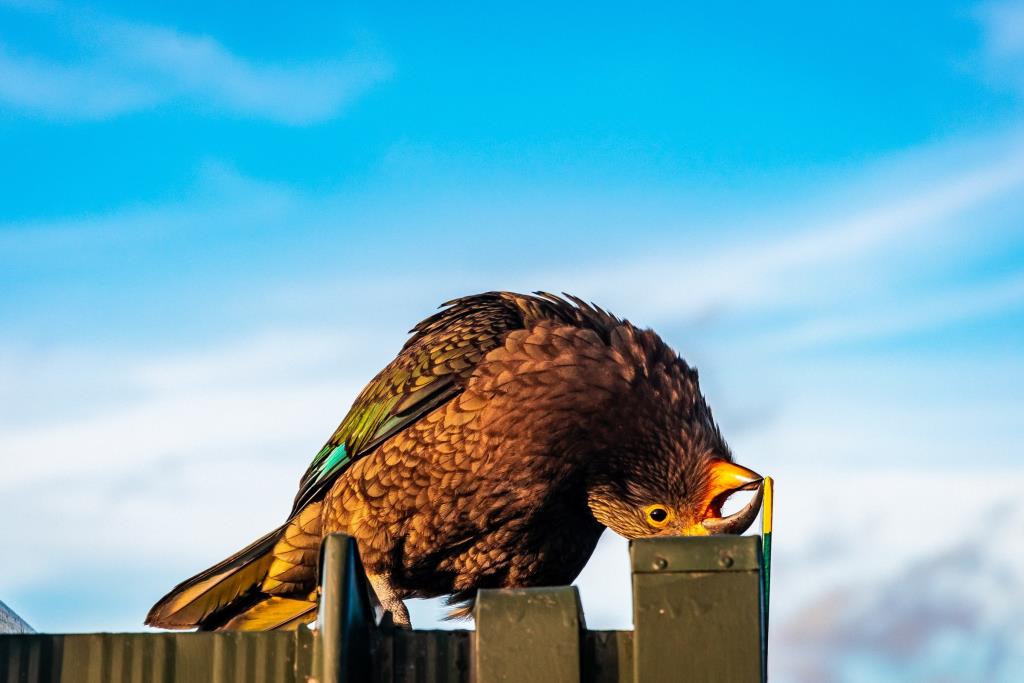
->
[631, 536, 764, 683]
[473, 586, 584, 683]
[317, 533, 375, 683]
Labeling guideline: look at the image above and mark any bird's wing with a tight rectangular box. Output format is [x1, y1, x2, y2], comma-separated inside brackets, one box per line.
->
[288, 292, 538, 515]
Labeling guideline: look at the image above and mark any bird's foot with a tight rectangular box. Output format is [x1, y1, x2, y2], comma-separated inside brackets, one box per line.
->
[367, 572, 411, 629]
[378, 608, 412, 630]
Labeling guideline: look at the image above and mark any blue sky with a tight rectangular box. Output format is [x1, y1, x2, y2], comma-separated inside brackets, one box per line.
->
[2, 2, 1024, 681]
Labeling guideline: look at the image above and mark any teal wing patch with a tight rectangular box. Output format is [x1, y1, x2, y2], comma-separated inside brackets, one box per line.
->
[314, 443, 349, 483]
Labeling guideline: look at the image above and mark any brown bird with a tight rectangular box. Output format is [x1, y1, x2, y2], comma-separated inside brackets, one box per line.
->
[146, 291, 763, 631]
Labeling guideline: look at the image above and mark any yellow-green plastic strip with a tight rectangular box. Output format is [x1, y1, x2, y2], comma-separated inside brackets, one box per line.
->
[762, 476, 774, 639]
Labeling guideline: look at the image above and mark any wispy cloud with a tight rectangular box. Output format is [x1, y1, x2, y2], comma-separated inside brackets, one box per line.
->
[975, 0, 1024, 96]
[0, 329, 366, 489]
[977, 1, 1024, 58]
[0, 3, 391, 123]
[4, 131, 1021, 358]
[755, 272, 1024, 350]
[0, 42, 159, 118]
[540, 133, 1024, 359]
[561, 143, 1024, 322]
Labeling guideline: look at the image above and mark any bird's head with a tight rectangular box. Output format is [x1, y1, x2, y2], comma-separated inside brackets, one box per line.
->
[585, 453, 763, 540]
[582, 338, 763, 540]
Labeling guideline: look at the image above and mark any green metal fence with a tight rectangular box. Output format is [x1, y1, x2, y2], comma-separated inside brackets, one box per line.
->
[1, 534, 766, 682]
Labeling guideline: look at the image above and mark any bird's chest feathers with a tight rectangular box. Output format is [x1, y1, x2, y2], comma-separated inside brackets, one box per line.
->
[394, 471, 603, 592]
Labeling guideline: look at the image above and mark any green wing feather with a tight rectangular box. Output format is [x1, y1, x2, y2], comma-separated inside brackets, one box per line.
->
[288, 292, 549, 515]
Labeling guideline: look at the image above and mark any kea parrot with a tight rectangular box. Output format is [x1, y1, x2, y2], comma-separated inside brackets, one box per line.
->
[146, 291, 763, 631]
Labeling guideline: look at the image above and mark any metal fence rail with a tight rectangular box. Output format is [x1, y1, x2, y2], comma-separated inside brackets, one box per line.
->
[1, 534, 765, 683]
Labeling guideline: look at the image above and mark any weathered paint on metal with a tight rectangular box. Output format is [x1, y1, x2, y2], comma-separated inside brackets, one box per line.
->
[631, 534, 761, 574]
[631, 535, 765, 683]
[473, 586, 583, 683]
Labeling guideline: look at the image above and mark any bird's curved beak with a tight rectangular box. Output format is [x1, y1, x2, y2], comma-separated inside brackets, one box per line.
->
[697, 460, 764, 535]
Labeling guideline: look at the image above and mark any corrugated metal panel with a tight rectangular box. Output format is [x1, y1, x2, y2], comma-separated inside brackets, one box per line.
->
[582, 631, 632, 683]
[384, 630, 469, 683]
[0, 631, 311, 683]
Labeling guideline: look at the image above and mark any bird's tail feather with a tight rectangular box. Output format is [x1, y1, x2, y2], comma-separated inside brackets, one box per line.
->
[214, 596, 318, 631]
[146, 526, 290, 630]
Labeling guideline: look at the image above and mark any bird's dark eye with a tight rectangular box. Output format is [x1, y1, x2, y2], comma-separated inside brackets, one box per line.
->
[644, 504, 672, 528]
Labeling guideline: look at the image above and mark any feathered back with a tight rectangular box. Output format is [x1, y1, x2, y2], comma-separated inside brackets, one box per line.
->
[289, 291, 623, 514]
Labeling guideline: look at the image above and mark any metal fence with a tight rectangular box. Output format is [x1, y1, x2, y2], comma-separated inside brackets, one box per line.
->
[1, 534, 765, 682]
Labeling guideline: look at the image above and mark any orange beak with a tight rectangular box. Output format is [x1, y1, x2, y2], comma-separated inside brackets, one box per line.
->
[684, 460, 764, 535]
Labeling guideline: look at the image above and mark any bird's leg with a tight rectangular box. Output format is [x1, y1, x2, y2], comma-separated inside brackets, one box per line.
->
[367, 573, 411, 628]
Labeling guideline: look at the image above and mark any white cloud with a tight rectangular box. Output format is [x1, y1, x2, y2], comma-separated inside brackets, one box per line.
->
[975, 1, 1024, 96]
[0, 5, 391, 123]
[978, 1, 1024, 59]
[0, 328, 385, 629]
[129, 329, 355, 394]
[0, 329, 370, 490]
[766, 469, 1024, 683]
[0, 42, 160, 118]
